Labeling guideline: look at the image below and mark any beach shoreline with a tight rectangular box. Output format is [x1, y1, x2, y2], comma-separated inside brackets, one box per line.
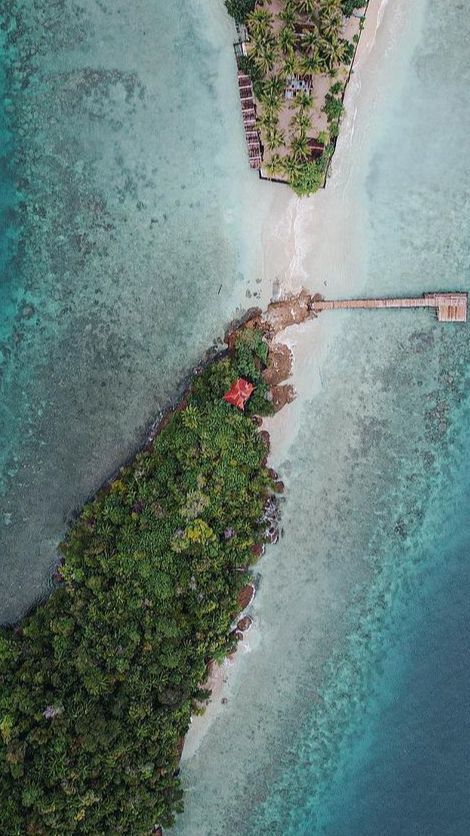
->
[175, 1, 451, 826]
[0, 311, 290, 832]
[181, 0, 392, 763]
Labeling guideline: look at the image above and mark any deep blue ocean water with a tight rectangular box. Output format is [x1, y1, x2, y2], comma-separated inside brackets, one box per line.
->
[314, 424, 470, 836]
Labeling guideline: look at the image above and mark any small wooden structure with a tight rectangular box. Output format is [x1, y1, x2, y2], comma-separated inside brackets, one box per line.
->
[312, 292, 468, 322]
[285, 74, 313, 100]
[426, 293, 468, 321]
[236, 71, 262, 169]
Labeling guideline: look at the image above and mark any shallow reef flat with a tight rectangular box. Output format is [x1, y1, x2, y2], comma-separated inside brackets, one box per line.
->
[173, 0, 470, 833]
[0, 0, 276, 623]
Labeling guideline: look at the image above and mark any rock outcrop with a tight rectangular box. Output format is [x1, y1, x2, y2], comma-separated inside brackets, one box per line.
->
[271, 383, 295, 413]
[264, 288, 312, 333]
[264, 342, 293, 386]
[237, 583, 256, 610]
[237, 615, 253, 632]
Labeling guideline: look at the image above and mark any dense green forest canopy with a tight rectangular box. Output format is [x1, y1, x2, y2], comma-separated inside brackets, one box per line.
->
[0, 329, 276, 834]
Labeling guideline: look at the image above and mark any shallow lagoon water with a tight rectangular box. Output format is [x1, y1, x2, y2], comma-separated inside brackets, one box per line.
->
[1, 1, 469, 834]
[0, 0, 279, 623]
[175, 1, 470, 833]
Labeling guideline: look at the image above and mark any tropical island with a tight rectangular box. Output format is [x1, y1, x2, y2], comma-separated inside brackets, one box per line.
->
[2, 277, 465, 832]
[226, 0, 368, 194]
[0, 312, 294, 834]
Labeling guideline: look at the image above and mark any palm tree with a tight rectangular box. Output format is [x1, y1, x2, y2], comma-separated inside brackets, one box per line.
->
[264, 75, 285, 98]
[299, 53, 321, 76]
[267, 97, 281, 117]
[296, 91, 314, 111]
[247, 8, 274, 39]
[279, 1, 297, 26]
[248, 30, 269, 58]
[257, 105, 280, 133]
[279, 25, 296, 55]
[319, 0, 343, 11]
[265, 126, 286, 151]
[282, 51, 299, 79]
[247, 24, 269, 51]
[265, 153, 285, 177]
[301, 29, 320, 57]
[254, 44, 277, 74]
[295, 0, 317, 14]
[318, 35, 348, 71]
[320, 7, 343, 39]
[283, 153, 305, 181]
[260, 76, 285, 110]
[291, 131, 310, 161]
[290, 110, 311, 133]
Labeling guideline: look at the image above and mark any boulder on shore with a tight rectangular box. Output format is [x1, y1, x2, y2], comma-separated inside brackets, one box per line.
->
[259, 430, 271, 453]
[238, 583, 255, 610]
[271, 383, 295, 413]
[263, 342, 293, 386]
[264, 288, 312, 333]
[251, 543, 264, 559]
[237, 615, 253, 632]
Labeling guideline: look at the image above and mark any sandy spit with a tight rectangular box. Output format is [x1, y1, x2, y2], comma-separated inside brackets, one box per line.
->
[180, 0, 402, 762]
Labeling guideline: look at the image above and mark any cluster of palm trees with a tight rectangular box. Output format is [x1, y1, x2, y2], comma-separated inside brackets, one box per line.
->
[289, 90, 313, 160]
[245, 0, 353, 190]
[256, 75, 285, 151]
[263, 91, 316, 179]
[247, 0, 349, 78]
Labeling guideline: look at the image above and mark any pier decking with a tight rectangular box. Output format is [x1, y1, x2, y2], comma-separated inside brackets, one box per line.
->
[312, 292, 468, 322]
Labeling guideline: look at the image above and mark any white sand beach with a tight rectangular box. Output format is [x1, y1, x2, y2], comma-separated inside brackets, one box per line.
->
[4, 0, 469, 832]
[180, 0, 405, 762]
[175, 1, 435, 830]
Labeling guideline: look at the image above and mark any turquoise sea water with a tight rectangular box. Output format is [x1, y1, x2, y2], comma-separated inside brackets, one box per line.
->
[1, 1, 470, 835]
[246, 2, 470, 833]
[175, 2, 470, 834]
[0, 0, 274, 623]
[320, 475, 470, 836]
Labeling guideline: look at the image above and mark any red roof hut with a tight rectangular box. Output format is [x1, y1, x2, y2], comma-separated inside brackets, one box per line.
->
[223, 378, 254, 410]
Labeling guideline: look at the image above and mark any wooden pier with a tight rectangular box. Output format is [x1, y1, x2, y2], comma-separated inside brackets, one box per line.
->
[311, 292, 468, 322]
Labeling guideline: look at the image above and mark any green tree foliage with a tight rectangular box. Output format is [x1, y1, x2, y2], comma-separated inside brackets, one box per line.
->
[323, 91, 344, 120]
[241, 0, 364, 196]
[289, 156, 329, 195]
[0, 330, 276, 834]
[225, 0, 256, 24]
[341, 0, 366, 15]
[323, 90, 344, 136]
